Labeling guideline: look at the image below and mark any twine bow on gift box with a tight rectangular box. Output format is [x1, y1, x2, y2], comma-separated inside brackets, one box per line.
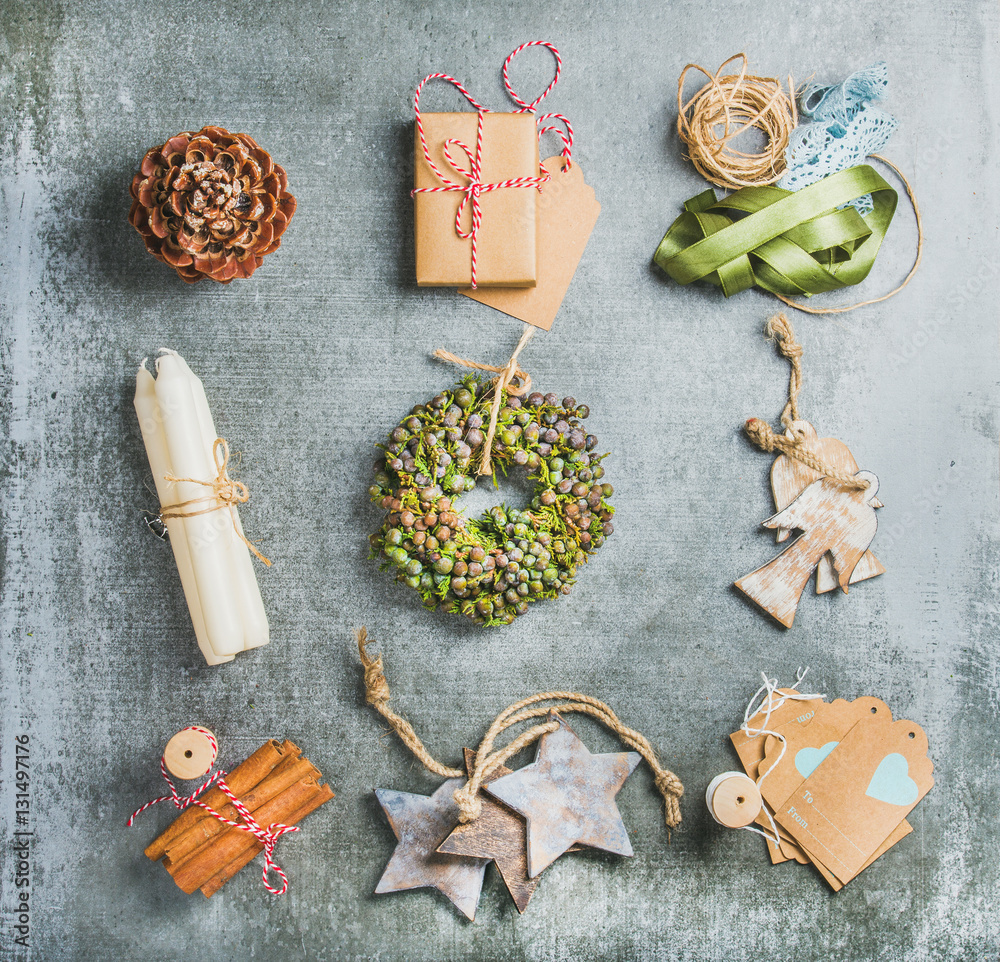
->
[654, 164, 898, 300]
[411, 40, 575, 288]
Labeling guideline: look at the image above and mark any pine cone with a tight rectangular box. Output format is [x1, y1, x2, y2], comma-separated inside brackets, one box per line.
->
[129, 126, 296, 284]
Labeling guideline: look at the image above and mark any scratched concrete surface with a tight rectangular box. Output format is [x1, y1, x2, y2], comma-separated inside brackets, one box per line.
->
[1, 1, 998, 959]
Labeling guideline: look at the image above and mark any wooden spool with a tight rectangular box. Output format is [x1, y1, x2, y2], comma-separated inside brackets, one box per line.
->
[706, 772, 762, 828]
[163, 727, 217, 781]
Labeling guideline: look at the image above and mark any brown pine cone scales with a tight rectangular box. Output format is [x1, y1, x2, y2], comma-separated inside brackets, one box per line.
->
[129, 126, 296, 283]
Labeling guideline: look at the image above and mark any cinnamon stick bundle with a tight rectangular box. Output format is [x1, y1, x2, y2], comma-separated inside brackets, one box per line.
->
[144, 739, 292, 861]
[162, 754, 319, 867]
[142, 739, 334, 897]
[199, 781, 333, 897]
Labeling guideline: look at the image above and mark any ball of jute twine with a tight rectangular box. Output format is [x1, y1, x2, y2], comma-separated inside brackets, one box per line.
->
[677, 53, 797, 190]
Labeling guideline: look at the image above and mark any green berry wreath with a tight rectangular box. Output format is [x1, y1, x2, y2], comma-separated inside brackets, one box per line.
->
[368, 376, 615, 626]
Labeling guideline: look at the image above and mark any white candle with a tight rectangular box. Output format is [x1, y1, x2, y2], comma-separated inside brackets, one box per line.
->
[134, 364, 233, 665]
[133, 351, 270, 664]
[168, 351, 269, 651]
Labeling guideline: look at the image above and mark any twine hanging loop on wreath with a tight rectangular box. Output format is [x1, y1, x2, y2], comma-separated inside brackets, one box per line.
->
[433, 324, 535, 477]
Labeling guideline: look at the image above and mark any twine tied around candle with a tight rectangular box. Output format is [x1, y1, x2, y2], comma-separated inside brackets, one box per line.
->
[434, 324, 535, 477]
[126, 726, 300, 895]
[743, 314, 869, 490]
[159, 437, 272, 565]
[357, 627, 684, 831]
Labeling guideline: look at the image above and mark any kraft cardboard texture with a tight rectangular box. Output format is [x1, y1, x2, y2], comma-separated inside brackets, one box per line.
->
[772, 712, 933, 883]
[414, 112, 539, 287]
[461, 156, 601, 329]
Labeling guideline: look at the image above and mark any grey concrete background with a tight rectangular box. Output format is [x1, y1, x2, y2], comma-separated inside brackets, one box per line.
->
[1, 0, 998, 959]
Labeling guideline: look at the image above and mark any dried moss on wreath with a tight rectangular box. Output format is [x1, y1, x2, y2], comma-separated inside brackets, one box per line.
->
[369, 340, 614, 626]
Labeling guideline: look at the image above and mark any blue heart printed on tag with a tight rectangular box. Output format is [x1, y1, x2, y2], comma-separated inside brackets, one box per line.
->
[794, 741, 839, 778]
[865, 753, 919, 806]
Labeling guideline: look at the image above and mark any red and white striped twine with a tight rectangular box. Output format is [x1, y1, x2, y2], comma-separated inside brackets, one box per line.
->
[187, 724, 218, 764]
[411, 41, 574, 288]
[127, 727, 300, 896]
[504, 41, 574, 163]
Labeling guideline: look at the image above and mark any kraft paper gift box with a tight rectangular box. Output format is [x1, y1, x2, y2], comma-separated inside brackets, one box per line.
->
[414, 111, 539, 288]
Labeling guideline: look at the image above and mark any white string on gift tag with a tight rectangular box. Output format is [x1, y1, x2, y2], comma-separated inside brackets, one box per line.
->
[733, 668, 824, 846]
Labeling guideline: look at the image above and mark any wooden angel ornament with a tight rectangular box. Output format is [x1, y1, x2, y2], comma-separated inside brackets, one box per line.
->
[768, 421, 885, 594]
[735, 471, 880, 628]
[734, 315, 884, 628]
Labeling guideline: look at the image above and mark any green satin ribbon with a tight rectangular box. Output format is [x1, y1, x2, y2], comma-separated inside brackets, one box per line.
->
[653, 165, 897, 298]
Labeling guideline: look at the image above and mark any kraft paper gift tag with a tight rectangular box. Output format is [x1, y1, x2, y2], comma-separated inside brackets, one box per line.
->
[811, 819, 914, 892]
[461, 156, 600, 330]
[756, 698, 915, 884]
[730, 687, 825, 779]
[752, 694, 872, 866]
[772, 711, 933, 885]
[757, 697, 894, 812]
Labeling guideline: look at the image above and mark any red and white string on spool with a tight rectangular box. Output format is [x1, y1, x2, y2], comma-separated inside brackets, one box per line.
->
[126, 726, 225, 828]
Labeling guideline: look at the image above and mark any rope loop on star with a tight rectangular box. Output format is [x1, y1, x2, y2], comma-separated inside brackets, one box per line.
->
[357, 628, 684, 829]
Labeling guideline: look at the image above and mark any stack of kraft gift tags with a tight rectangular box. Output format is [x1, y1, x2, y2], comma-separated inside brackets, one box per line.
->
[730, 686, 934, 890]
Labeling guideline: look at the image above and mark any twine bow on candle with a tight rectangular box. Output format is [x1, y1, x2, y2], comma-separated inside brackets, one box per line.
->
[434, 324, 535, 476]
[127, 727, 300, 896]
[411, 41, 575, 289]
[160, 436, 272, 565]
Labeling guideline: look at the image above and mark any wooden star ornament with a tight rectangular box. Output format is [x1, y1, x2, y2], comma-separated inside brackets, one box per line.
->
[374, 779, 489, 920]
[484, 714, 640, 878]
[438, 749, 584, 914]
